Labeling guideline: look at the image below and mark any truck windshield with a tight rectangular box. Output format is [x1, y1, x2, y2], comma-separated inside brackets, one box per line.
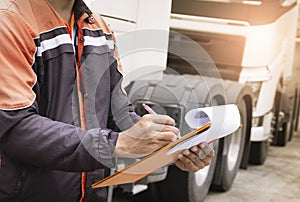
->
[196, 0, 296, 7]
[199, 0, 262, 4]
[171, 0, 297, 25]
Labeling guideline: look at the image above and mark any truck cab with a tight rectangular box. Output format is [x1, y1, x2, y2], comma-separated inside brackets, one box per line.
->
[170, 0, 299, 163]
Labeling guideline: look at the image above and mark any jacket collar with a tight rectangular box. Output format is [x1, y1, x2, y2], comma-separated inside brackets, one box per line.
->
[73, 0, 93, 23]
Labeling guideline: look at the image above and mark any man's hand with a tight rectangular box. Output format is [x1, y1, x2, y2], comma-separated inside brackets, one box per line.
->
[175, 142, 214, 172]
[114, 114, 180, 158]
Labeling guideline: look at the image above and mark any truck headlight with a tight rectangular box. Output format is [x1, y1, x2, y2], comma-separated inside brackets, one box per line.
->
[241, 66, 272, 83]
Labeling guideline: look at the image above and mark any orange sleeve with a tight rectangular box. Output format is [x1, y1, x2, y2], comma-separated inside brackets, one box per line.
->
[0, 11, 37, 110]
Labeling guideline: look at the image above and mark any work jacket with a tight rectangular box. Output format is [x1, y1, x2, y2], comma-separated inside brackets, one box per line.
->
[0, 0, 139, 201]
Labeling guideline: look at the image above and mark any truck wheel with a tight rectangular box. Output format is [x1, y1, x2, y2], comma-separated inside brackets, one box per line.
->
[274, 121, 289, 146]
[288, 87, 299, 141]
[295, 88, 300, 132]
[210, 97, 247, 191]
[149, 142, 218, 202]
[272, 92, 289, 146]
[249, 140, 269, 165]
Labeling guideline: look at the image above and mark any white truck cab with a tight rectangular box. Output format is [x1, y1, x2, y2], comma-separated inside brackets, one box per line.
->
[169, 0, 299, 164]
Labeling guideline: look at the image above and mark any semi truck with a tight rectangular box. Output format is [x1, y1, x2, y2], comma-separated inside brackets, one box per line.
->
[84, 0, 300, 201]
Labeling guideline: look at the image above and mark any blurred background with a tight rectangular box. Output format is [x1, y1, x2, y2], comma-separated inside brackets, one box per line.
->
[84, 0, 300, 201]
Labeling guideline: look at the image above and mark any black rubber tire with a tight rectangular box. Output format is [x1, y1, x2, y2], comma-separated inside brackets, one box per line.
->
[149, 142, 218, 202]
[274, 121, 289, 146]
[271, 91, 282, 145]
[295, 88, 300, 132]
[210, 97, 247, 191]
[288, 87, 299, 141]
[249, 140, 269, 165]
[272, 92, 289, 146]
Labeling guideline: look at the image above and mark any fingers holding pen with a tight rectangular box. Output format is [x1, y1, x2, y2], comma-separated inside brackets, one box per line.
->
[114, 114, 180, 158]
[143, 114, 176, 126]
[136, 114, 179, 137]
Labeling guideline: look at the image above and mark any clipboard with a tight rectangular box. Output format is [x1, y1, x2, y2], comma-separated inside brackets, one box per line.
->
[92, 104, 241, 188]
[92, 122, 211, 188]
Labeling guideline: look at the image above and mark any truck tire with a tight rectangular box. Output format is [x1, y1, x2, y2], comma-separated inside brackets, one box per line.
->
[128, 74, 226, 202]
[295, 88, 300, 132]
[210, 96, 247, 191]
[249, 140, 269, 165]
[274, 121, 289, 146]
[288, 87, 299, 141]
[149, 142, 219, 202]
[148, 93, 221, 202]
[272, 92, 289, 146]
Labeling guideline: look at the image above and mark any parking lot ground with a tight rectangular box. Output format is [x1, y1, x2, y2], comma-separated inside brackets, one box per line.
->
[205, 132, 300, 202]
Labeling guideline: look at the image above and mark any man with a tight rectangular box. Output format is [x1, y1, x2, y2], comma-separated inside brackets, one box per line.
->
[0, 0, 214, 201]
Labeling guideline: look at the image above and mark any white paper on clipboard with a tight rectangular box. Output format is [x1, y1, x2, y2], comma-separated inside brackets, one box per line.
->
[167, 104, 241, 155]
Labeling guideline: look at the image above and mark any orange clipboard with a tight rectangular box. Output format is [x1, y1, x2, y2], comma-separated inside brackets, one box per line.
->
[92, 122, 211, 188]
